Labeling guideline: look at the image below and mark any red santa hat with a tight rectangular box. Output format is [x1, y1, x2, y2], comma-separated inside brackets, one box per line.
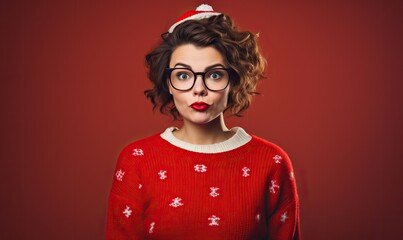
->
[168, 4, 222, 33]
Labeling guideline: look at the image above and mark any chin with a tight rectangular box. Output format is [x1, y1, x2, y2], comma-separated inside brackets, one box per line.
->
[186, 117, 213, 125]
[184, 113, 221, 125]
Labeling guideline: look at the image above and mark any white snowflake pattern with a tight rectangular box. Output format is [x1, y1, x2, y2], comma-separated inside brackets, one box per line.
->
[149, 222, 155, 234]
[208, 215, 220, 226]
[269, 180, 280, 194]
[290, 171, 295, 180]
[242, 167, 250, 177]
[123, 205, 132, 218]
[169, 197, 183, 208]
[210, 187, 220, 197]
[115, 169, 125, 181]
[273, 155, 282, 164]
[256, 214, 261, 222]
[158, 170, 167, 180]
[280, 212, 288, 223]
[194, 164, 207, 173]
[138, 183, 142, 189]
[132, 148, 144, 156]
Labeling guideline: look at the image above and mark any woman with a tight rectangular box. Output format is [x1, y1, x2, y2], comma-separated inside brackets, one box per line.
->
[106, 4, 301, 239]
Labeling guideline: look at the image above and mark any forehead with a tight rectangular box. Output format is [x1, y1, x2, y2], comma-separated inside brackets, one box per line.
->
[169, 44, 225, 69]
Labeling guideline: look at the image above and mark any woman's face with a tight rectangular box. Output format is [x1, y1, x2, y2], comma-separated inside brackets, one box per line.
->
[168, 44, 230, 125]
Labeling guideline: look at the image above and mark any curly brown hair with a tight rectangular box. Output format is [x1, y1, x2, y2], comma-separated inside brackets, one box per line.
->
[144, 14, 266, 120]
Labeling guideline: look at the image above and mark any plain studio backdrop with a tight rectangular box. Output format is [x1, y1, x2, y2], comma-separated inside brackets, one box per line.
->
[0, 0, 402, 239]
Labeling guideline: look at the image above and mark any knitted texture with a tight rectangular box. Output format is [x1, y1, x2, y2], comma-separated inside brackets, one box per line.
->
[167, 4, 221, 33]
[105, 128, 301, 239]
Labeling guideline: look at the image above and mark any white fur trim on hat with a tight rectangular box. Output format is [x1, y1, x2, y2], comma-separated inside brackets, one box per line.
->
[196, 4, 214, 11]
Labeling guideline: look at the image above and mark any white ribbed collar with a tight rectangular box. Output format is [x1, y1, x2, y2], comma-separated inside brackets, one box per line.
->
[160, 127, 252, 153]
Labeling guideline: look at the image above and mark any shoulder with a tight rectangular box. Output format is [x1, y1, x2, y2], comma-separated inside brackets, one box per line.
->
[250, 135, 290, 157]
[118, 131, 165, 159]
[248, 134, 295, 170]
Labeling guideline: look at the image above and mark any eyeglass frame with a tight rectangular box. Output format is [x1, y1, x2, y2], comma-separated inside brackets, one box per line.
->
[166, 67, 232, 92]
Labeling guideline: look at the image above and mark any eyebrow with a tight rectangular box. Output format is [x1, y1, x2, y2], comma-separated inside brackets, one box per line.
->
[173, 63, 226, 71]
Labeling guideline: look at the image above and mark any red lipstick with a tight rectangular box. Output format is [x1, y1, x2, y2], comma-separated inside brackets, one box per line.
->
[190, 102, 210, 111]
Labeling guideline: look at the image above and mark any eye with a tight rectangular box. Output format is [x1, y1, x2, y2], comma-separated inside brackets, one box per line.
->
[208, 70, 224, 80]
[176, 72, 191, 80]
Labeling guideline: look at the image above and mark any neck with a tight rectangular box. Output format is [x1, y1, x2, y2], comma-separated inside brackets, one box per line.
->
[173, 114, 234, 145]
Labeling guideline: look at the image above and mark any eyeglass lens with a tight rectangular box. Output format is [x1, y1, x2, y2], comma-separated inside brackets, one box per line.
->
[170, 68, 229, 91]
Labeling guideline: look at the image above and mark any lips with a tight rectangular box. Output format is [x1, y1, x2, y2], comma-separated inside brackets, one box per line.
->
[190, 102, 210, 111]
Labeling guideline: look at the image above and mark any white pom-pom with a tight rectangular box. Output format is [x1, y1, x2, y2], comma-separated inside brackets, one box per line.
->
[196, 4, 214, 11]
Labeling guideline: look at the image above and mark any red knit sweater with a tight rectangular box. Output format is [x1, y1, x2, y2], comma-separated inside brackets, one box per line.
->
[106, 127, 301, 239]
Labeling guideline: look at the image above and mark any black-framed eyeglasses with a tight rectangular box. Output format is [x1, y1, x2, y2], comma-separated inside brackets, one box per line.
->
[166, 67, 231, 92]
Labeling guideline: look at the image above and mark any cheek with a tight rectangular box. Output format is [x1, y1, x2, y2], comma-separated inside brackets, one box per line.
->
[214, 91, 230, 108]
[170, 92, 187, 108]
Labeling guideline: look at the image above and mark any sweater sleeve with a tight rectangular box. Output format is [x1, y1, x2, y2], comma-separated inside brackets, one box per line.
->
[105, 145, 145, 240]
[266, 148, 301, 240]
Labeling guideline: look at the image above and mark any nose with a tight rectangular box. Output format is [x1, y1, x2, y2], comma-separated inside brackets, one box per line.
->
[192, 75, 207, 96]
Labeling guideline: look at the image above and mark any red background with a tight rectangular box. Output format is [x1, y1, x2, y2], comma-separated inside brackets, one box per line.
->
[1, 0, 402, 239]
